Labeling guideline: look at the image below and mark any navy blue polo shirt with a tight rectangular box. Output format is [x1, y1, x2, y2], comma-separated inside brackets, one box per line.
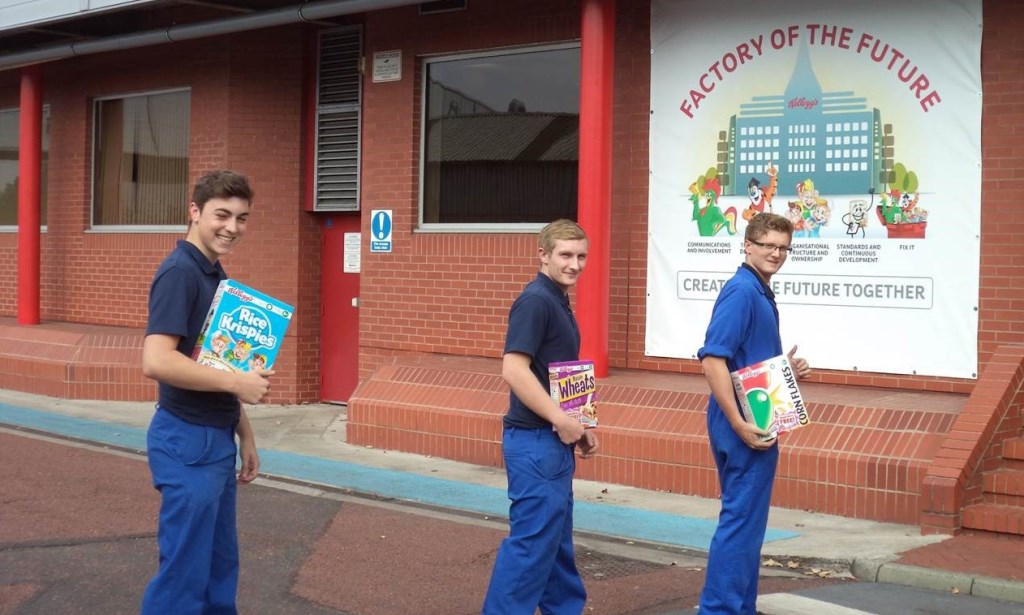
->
[502, 272, 581, 429]
[698, 262, 783, 375]
[146, 240, 240, 427]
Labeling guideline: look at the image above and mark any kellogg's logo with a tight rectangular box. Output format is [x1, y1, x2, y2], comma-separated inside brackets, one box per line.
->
[788, 96, 819, 110]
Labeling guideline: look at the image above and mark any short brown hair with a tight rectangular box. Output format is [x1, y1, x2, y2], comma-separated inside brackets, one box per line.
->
[191, 169, 254, 210]
[744, 212, 793, 242]
[538, 219, 587, 253]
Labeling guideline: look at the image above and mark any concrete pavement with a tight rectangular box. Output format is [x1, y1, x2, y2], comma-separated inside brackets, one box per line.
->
[0, 388, 1021, 608]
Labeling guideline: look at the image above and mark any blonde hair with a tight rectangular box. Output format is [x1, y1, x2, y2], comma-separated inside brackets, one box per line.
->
[538, 219, 587, 253]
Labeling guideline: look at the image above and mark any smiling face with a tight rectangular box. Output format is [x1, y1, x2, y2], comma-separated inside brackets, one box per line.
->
[187, 196, 251, 263]
[813, 204, 830, 224]
[540, 238, 588, 293]
[232, 342, 251, 361]
[745, 229, 792, 282]
[748, 182, 763, 205]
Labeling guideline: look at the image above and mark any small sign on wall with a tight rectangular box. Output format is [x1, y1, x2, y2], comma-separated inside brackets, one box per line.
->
[372, 50, 402, 83]
[343, 232, 361, 273]
[370, 210, 393, 253]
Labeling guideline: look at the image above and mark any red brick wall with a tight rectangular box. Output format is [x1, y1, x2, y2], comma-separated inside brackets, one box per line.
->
[0, 25, 318, 402]
[1, 0, 1022, 403]
[356, 1, 585, 382]
[357, 0, 1024, 397]
[977, 0, 1024, 370]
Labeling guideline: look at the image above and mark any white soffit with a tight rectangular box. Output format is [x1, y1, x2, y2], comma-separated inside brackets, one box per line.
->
[0, 0, 161, 33]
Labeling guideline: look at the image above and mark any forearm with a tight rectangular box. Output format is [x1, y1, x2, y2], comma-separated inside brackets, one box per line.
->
[502, 351, 574, 427]
[236, 407, 256, 445]
[702, 357, 746, 429]
[143, 344, 239, 395]
[505, 367, 565, 425]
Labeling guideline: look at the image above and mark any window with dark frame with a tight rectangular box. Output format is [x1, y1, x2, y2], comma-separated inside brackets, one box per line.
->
[421, 44, 580, 226]
[0, 108, 49, 226]
[92, 89, 189, 227]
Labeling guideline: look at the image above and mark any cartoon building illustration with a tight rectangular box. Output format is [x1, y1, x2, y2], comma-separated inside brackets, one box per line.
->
[722, 42, 886, 197]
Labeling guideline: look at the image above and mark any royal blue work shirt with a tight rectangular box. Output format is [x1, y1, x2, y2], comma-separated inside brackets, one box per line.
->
[146, 240, 240, 427]
[502, 273, 581, 429]
[697, 263, 783, 375]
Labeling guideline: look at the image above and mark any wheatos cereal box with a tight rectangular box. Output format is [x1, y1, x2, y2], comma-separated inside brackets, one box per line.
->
[193, 280, 294, 373]
[548, 360, 598, 429]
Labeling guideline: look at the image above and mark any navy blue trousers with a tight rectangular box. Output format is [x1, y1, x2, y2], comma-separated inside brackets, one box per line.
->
[141, 407, 240, 615]
[698, 407, 779, 615]
[482, 426, 587, 615]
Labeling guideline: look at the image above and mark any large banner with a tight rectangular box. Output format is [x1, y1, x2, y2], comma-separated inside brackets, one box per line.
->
[647, 0, 982, 379]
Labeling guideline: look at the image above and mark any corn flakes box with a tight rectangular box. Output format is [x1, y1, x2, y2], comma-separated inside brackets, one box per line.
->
[730, 354, 809, 440]
[193, 279, 294, 373]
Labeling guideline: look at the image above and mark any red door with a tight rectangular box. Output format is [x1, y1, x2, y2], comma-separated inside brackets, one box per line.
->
[320, 212, 361, 403]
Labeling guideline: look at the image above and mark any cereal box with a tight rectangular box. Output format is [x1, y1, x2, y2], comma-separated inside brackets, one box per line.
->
[730, 354, 809, 439]
[193, 280, 294, 373]
[548, 359, 598, 429]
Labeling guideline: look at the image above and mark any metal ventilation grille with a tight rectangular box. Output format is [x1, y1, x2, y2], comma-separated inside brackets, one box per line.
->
[317, 110, 359, 207]
[316, 27, 361, 211]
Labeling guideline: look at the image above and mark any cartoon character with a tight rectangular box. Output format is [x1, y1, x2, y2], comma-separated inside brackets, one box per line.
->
[688, 167, 737, 237]
[742, 163, 777, 221]
[210, 333, 231, 357]
[875, 162, 928, 238]
[898, 190, 919, 215]
[807, 202, 831, 238]
[229, 340, 252, 366]
[878, 193, 896, 223]
[785, 202, 806, 236]
[788, 179, 828, 238]
[248, 353, 267, 371]
[843, 199, 870, 238]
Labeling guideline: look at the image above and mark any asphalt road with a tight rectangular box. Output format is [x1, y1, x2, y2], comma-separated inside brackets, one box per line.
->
[0, 429, 846, 615]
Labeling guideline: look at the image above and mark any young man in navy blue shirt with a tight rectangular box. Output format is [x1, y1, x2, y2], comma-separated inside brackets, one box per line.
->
[140, 170, 273, 615]
[697, 213, 811, 615]
[482, 219, 599, 615]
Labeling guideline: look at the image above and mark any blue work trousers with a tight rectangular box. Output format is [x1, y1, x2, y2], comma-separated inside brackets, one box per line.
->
[141, 407, 240, 615]
[482, 426, 587, 615]
[699, 406, 779, 615]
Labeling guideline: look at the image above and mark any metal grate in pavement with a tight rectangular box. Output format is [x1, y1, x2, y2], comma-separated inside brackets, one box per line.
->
[576, 549, 669, 580]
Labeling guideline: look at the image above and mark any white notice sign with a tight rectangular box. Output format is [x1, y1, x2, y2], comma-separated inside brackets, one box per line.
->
[372, 50, 402, 83]
[344, 232, 361, 273]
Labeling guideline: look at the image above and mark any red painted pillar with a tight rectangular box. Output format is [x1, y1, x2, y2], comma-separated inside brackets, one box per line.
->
[576, 0, 614, 377]
[17, 64, 43, 325]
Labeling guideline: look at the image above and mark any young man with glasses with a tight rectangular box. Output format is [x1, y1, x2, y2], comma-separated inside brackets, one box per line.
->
[696, 212, 811, 615]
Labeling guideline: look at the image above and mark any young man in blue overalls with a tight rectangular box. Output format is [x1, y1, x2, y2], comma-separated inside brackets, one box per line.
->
[697, 213, 811, 615]
[482, 219, 600, 615]
[140, 170, 274, 615]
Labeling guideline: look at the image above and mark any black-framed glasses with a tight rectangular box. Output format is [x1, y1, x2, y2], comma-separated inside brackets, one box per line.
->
[749, 240, 795, 255]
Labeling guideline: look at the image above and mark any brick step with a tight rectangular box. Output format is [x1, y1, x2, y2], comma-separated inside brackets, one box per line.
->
[982, 468, 1024, 497]
[1003, 437, 1024, 462]
[981, 493, 1024, 508]
[961, 503, 1024, 536]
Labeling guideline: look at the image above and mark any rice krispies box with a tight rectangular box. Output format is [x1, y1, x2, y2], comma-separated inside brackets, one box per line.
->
[192, 280, 294, 373]
[730, 354, 809, 439]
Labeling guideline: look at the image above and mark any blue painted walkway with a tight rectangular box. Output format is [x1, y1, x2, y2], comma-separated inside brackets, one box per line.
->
[0, 402, 799, 550]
